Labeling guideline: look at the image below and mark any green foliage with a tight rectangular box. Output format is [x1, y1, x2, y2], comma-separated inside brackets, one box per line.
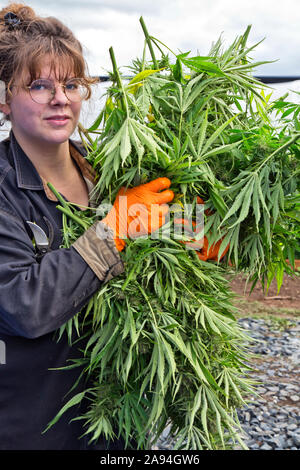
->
[47, 20, 299, 450]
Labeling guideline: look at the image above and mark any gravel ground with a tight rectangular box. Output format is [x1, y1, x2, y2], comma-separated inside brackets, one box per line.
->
[234, 317, 300, 450]
[155, 317, 300, 451]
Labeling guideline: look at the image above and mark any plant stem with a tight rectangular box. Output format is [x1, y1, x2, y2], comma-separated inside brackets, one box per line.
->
[150, 36, 177, 58]
[47, 183, 89, 230]
[109, 47, 128, 115]
[47, 182, 69, 209]
[56, 206, 89, 230]
[78, 122, 94, 146]
[109, 47, 123, 90]
[139, 17, 158, 69]
[255, 132, 300, 172]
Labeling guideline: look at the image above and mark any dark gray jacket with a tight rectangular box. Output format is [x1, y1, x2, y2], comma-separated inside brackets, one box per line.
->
[0, 131, 123, 450]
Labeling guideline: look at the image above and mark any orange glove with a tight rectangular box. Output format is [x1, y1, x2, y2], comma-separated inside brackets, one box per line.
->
[196, 234, 229, 261]
[102, 177, 174, 251]
[174, 196, 229, 262]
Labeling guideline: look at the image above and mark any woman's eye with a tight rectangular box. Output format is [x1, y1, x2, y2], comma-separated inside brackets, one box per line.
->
[31, 84, 44, 91]
[66, 82, 78, 90]
[30, 81, 51, 91]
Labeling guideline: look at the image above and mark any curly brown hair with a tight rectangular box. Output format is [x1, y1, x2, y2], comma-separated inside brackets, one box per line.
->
[0, 2, 98, 116]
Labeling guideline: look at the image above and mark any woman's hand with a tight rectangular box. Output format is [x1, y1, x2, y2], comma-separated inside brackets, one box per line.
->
[174, 196, 230, 262]
[101, 177, 174, 251]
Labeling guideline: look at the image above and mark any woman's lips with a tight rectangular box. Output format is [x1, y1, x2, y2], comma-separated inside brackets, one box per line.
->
[45, 115, 71, 126]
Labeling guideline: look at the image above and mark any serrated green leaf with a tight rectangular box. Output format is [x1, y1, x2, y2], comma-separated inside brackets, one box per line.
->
[120, 119, 131, 163]
[43, 390, 87, 433]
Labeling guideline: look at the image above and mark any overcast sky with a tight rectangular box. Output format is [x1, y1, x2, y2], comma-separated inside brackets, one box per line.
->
[6, 0, 300, 77]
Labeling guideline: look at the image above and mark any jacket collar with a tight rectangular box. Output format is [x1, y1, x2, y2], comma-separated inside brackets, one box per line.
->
[8, 130, 97, 205]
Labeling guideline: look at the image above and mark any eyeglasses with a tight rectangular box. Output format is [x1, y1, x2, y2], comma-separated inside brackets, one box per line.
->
[25, 78, 90, 104]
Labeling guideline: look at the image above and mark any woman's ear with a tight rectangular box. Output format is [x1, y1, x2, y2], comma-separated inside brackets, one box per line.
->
[0, 103, 11, 116]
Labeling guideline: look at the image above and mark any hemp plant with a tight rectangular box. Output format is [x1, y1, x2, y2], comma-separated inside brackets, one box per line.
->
[45, 20, 300, 450]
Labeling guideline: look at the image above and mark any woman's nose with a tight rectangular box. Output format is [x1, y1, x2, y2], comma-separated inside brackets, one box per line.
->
[49, 84, 70, 105]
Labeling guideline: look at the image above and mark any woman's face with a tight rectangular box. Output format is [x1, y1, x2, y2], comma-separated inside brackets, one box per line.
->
[1, 58, 82, 147]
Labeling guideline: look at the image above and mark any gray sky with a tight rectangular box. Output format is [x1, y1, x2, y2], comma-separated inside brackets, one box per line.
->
[5, 0, 300, 77]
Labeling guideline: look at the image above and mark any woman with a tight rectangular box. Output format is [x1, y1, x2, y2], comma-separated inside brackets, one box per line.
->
[0, 3, 174, 450]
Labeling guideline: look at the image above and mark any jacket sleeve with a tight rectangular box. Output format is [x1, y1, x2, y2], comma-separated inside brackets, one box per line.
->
[0, 208, 124, 339]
